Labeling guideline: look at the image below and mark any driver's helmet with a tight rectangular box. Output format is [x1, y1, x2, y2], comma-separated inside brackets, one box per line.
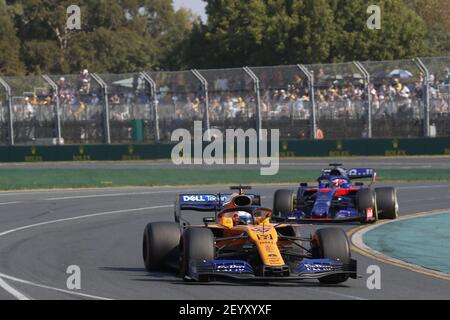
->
[331, 178, 344, 187]
[234, 211, 253, 225]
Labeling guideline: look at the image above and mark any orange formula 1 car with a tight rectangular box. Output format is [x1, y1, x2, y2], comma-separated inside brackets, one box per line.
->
[142, 186, 357, 284]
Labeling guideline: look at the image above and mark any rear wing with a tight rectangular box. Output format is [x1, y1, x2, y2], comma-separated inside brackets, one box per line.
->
[174, 193, 261, 223]
[347, 168, 377, 182]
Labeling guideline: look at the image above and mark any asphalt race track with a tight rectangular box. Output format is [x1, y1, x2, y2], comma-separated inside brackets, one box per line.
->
[0, 182, 449, 300]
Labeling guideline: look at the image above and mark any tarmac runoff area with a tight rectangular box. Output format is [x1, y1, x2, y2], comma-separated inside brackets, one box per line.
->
[362, 211, 450, 276]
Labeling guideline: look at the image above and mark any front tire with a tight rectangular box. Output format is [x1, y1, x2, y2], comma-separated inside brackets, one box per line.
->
[273, 189, 294, 219]
[375, 187, 399, 220]
[181, 228, 215, 281]
[312, 228, 351, 284]
[143, 222, 181, 272]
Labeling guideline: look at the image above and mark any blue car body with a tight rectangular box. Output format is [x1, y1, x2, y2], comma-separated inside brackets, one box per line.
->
[281, 166, 378, 223]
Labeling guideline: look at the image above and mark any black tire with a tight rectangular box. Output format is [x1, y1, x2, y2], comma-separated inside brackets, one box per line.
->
[296, 188, 306, 207]
[375, 187, 399, 220]
[143, 222, 181, 272]
[181, 228, 215, 281]
[312, 228, 351, 284]
[273, 189, 294, 218]
[356, 189, 378, 223]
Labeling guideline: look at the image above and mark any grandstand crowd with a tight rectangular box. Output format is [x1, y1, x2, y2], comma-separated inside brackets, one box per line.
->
[1, 62, 449, 142]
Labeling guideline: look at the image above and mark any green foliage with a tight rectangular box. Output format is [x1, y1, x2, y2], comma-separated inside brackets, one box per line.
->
[404, 0, 450, 57]
[4, 0, 193, 74]
[328, 0, 428, 62]
[0, 0, 24, 75]
[0, 0, 447, 75]
[184, 0, 431, 68]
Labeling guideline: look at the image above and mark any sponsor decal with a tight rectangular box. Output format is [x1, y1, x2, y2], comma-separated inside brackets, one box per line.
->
[385, 139, 406, 156]
[302, 263, 334, 272]
[73, 146, 91, 161]
[25, 146, 43, 162]
[366, 208, 374, 221]
[216, 264, 247, 273]
[251, 226, 271, 233]
[182, 195, 229, 202]
[279, 141, 295, 157]
[122, 145, 141, 160]
[256, 234, 273, 240]
[329, 140, 350, 157]
[348, 168, 374, 177]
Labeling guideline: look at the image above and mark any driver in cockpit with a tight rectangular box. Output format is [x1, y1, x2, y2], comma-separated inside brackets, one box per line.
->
[233, 211, 254, 226]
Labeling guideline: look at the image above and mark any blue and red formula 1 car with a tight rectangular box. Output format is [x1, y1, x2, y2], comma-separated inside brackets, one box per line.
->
[273, 164, 399, 224]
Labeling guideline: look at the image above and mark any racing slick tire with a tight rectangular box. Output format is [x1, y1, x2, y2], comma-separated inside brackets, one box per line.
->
[273, 189, 294, 219]
[356, 189, 378, 223]
[312, 228, 351, 284]
[375, 187, 399, 220]
[296, 187, 306, 207]
[181, 227, 215, 281]
[143, 222, 181, 272]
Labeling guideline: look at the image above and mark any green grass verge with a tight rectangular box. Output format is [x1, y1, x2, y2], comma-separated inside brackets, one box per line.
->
[0, 168, 449, 190]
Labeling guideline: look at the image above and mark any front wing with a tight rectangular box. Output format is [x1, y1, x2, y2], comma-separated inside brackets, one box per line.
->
[185, 259, 357, 282]
[276, 208, 376, 223]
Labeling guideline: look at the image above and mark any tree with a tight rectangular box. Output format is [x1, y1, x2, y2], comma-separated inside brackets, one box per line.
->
[0, 0, 24, 75]
[287, 0, 335, 64]
[404, 0, 450, 56]
[328, 0, 428, 61]
[184, 0, 430, 68]
[7, 0, 193, 74]
[201, 0, 268, 68]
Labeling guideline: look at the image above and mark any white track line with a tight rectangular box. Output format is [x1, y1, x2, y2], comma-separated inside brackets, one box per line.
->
[304, 287, 366, 300]
[396, 184, 450, 190]
[0, 202, 22, 206]
[0, 277, 30, 300]
[44, 191, 177, 201]
[0, 204, 173, 300]
[0, 273, 111, 300]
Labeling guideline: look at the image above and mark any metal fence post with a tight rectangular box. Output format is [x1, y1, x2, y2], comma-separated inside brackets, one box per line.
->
[0, 77, 14, 145]
[92, 73, 111, 144]
[415, 58, 431, 137]
[141, 72, 160, 142]
[297, 65, 317, 139]
[191, 69, 210, 140]
[243, 67, 262, 141]
[354, 61, 372, 138]
[42, 75, 62, 144]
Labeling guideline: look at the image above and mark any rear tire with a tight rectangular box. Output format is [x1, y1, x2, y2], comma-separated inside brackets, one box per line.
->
[273, 189, 294, 219]
[375, 187, 399, 220]
[296, 187, 307, 208]
[143, 222, 181, 272]
[181, 228, 215, 281]
[356, 189, 378, 223]
[312, 228, 351, 284]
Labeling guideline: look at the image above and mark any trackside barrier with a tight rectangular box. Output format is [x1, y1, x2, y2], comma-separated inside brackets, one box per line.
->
[1, 137, 450, 162]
